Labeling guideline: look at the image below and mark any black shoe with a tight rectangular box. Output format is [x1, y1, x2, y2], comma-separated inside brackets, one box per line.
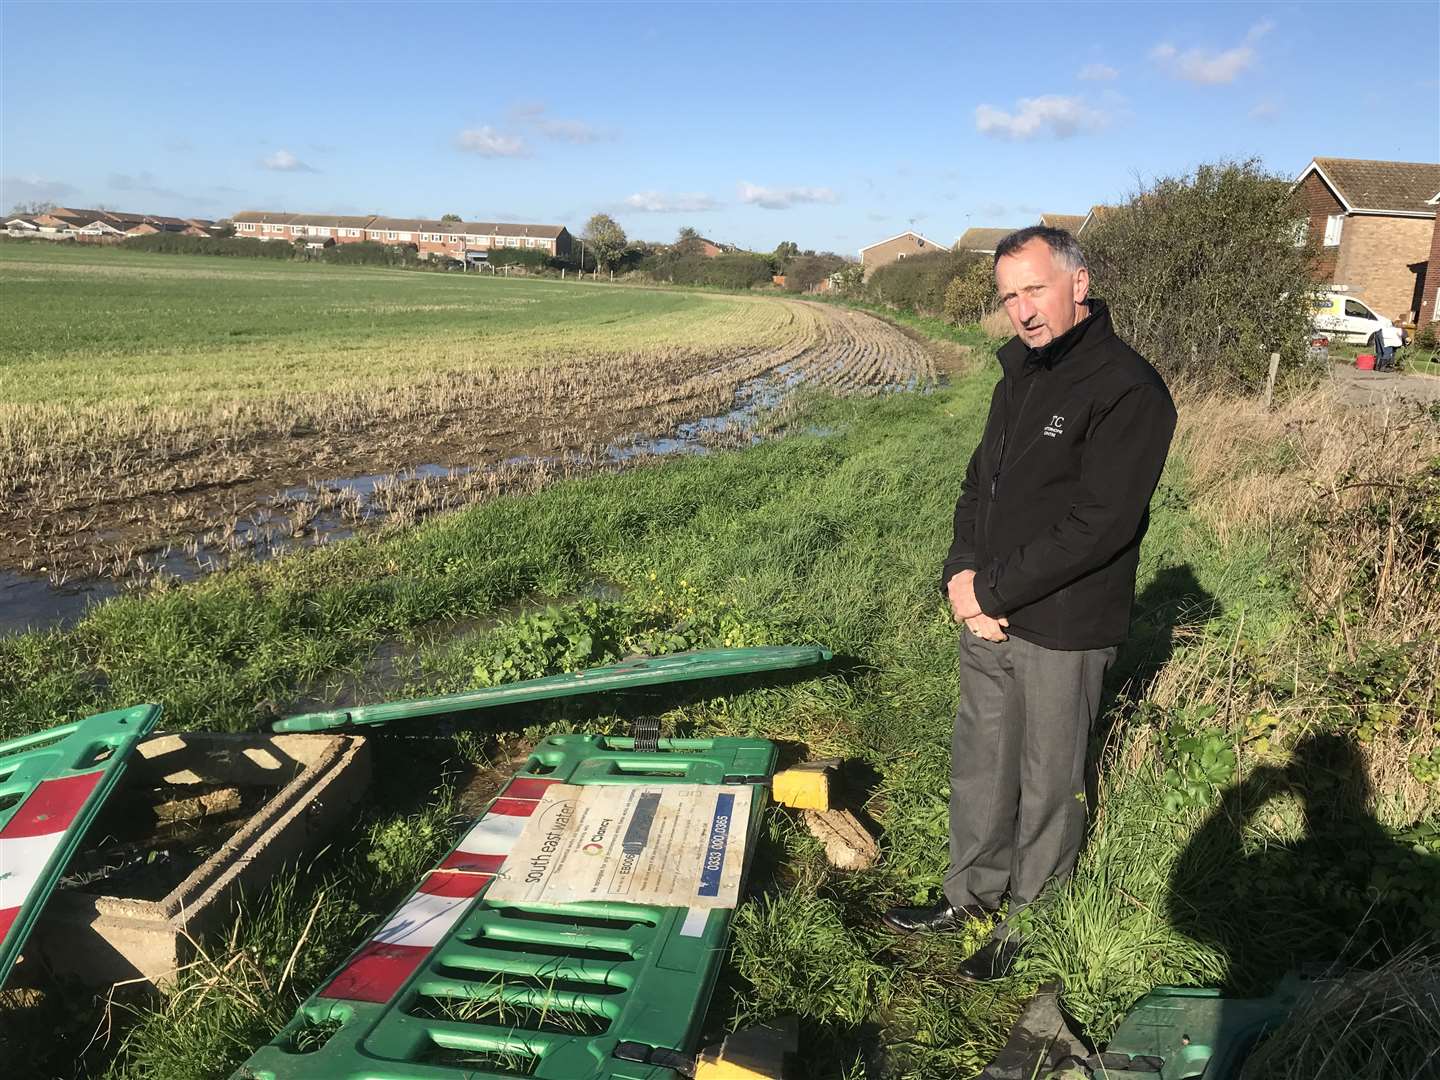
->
[882, 898, 993, 934]
[957, 938, 1022, 982]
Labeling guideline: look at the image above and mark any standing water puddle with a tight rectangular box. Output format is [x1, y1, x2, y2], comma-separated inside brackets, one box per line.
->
[1, 371, 823, 638]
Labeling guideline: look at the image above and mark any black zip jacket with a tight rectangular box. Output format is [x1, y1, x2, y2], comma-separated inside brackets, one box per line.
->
[942, 300, 1176, 650]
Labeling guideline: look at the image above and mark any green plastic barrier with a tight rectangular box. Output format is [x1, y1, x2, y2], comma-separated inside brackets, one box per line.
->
[1093, 972, 1319, 1079]
[272, 646, 832, 733]
[236, 734, 778, 1080]
[0, 704, 162, 986]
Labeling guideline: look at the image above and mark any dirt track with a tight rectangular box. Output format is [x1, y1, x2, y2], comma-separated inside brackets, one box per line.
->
[1330, 365, 1440, 408]
[2, 299, 945, 584]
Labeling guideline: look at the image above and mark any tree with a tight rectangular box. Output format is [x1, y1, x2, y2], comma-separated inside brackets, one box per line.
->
[583, 213, 627, 270]
[773, 240, 799, 263]
[1084, 158, 1318, 390]
[8, 199, 56, 216]
[440, 213, 462, 223]
[673, 226, 704, 258]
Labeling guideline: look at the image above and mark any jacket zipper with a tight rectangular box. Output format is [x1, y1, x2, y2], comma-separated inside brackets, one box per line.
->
[992, 373, 1037, 500]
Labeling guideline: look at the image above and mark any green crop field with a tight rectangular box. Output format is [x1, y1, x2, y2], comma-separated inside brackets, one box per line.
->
[0, 241, 788, 409]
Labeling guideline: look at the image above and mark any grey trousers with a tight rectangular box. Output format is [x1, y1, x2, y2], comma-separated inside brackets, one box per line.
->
[943, 629, 1115, 932]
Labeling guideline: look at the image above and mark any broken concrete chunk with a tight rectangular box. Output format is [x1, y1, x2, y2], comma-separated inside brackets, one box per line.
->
[151, 787, 243, 824]
[802, 808, 879, 871]
[696, 1015, 799, 1079]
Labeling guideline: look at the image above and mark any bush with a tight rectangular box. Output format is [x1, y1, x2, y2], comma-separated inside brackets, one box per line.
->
[1414, 321, 1438, 352]
[942, 261, 997, 325]
[782, 253, 850, 293]
[648, 252, 775, 290]
[485, 247, 553, 270]
[1082, 159, 1318, 391]
[320, 241, 422, 267]
[866, 249, 985, 317]
[123, 233, 291, 258]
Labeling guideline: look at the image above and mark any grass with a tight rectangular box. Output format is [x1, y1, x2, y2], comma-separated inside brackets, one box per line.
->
[1, 307, 1436, 1076]
[0, 241, 786, 408]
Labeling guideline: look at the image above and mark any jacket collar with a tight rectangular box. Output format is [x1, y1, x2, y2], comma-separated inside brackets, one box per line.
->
[997, 298, 1115, 378]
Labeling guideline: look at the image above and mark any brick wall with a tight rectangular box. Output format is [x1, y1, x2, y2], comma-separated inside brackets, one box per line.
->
[1294, 172, 1343, 282]
[861, 234, 942, 279]
[1333, 214, 1433, 321]
[1417, 214, 1440, 325]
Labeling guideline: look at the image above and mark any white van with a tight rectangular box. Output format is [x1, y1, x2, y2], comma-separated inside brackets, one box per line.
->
[1310, 290, 1396, 344]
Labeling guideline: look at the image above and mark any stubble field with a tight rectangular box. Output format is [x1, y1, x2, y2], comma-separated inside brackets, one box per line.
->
[0, 243, 942, 585]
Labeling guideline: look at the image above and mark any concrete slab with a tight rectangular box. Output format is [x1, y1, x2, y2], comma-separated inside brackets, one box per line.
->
[32, 731, 370, 988]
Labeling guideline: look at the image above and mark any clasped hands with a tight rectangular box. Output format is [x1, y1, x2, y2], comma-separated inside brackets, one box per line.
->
[946, 569, 1009, 642]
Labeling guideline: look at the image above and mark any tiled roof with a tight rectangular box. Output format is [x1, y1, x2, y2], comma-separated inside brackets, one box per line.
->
[956, 227, 1013, 252]
[1308, 158, 1440, 215]
[232, 211, 298, 225]
[367, 217, 429, 232]
[1038, 213, 1086, 234]
[288, 214, 378, 228]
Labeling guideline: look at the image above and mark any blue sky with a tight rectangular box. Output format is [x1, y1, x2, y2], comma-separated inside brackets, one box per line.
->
[3, 1, 1436, 254]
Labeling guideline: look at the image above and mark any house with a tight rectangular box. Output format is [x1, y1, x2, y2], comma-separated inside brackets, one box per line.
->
[1037, 213, 1086, 234]
[859, 230, 947, 279]
[231, 211, 302, 241]
[231, 210, 572, 259]
[1075, 205, 1118, 239]
[696, 237, 730, 258]
[4, 216, 41, 236]
[1293, 157, 1440, 322]
[1418, 191, 1440, 326]
[955, 227, 1013, 255]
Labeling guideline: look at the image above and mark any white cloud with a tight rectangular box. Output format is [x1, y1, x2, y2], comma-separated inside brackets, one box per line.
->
[260, 149, 318, 172]
[974, 95, 1110, 140]
[738, 182, 838, 210]
[622, 191, 720, 213]
[1078, 63, 1118, 81]
[1249, 98, 1282, 122]
[1151, 20, 1273, 85]
[455, 127, 530, 158]
[1, 174, 79, 209]
[509, 102, 616, 143]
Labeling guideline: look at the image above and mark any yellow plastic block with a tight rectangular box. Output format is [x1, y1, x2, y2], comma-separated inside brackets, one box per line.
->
[771, 764, 831, 811]
[695, 1016, 798, 1079]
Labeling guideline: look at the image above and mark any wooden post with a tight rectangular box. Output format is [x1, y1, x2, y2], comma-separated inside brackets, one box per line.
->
[1264, 352, 1280, 409]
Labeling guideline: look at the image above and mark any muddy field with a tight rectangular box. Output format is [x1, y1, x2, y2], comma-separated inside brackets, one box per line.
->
[1, 245, 954, 607]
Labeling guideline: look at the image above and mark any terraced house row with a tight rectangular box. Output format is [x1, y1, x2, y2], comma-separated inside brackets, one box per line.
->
[231, 211, 572, 261]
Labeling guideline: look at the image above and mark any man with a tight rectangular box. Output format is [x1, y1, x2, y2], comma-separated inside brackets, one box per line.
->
[882, 226, 1176, 981]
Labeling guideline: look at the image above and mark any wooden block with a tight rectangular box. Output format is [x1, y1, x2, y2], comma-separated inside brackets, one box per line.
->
[803, 808, 879, 871]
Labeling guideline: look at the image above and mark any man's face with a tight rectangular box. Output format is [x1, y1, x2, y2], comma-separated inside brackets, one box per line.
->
[994, 238, 1090, 349]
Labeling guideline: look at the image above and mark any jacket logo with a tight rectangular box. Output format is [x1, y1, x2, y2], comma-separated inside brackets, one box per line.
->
[1043, 415, 1065, 438]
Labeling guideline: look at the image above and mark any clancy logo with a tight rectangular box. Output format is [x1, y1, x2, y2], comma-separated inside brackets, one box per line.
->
[1043, 415, 1065, 438]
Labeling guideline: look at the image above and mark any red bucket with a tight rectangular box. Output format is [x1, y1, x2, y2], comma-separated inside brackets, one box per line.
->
[1356, 353, 1376, 370]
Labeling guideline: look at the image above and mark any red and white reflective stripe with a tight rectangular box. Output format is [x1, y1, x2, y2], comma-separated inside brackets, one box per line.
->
[439, 777, 558, 874]
[0, 771, 104, 950]
[320, 775, 557, 1004]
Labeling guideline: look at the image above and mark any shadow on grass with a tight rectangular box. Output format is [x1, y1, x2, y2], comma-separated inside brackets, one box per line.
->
[1168, 731, 1440, 996]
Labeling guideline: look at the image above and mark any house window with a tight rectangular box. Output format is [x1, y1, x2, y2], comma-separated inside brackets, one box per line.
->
[1323, 214, 1344, 247]
[386, 231, 397, 240]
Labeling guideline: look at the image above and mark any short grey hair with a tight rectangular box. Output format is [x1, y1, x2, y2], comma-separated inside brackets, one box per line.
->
[993, 225, 1087, 272]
